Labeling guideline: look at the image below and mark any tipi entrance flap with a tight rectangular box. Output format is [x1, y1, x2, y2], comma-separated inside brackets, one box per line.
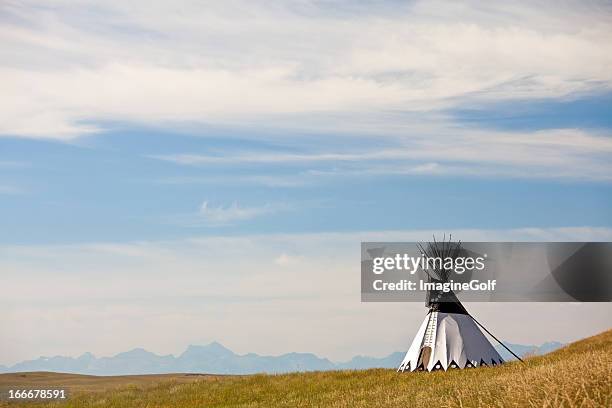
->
[397, 312, 429, 372]
[420, 311, 438, 370]
[417, 346, 432, 369]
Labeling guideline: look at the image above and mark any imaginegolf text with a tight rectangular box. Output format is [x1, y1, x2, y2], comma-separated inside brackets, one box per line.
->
[372, 279, 497, 292]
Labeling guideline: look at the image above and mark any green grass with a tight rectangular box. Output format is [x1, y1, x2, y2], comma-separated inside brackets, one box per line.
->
[2, 329, 611, 407]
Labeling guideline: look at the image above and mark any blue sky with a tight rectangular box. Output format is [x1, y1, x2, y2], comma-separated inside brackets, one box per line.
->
[2, 92, 611, 244]
[1, 0, 611, 365]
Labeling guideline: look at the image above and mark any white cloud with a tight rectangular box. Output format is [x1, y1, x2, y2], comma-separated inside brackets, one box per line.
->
[0, 161, 29, 168]
[0, 185, 22, 195]
[0, 1, 611, 139]
[274, 253, 304, 267]
[155, 174, 310, 188]
[199, 201, 276, 225]
[150, 127, 612, 181]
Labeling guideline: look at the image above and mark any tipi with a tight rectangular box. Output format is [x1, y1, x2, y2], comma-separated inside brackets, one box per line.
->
[398, 239, 511, 372]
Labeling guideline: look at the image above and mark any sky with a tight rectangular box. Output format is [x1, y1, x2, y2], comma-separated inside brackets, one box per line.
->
[1, 0, 611, 366]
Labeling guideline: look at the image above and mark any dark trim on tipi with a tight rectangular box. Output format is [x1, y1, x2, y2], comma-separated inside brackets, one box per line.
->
[431, 361, 444, 371]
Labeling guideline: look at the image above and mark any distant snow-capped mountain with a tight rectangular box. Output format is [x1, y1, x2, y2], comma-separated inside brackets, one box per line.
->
[0, 341, 563, 376]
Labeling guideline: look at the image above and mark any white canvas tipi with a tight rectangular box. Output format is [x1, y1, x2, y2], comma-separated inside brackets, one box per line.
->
[397, 302, 504, 372]
[397, 240, 508, 372]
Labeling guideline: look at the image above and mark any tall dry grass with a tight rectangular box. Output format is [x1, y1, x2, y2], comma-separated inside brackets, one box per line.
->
[2, 329, 610, 408]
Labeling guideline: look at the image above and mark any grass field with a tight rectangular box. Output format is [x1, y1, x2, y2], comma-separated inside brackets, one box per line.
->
[1, 329, 610, 407]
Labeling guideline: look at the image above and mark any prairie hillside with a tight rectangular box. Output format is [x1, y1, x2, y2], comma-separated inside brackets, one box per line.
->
[1, 329, 610, 408]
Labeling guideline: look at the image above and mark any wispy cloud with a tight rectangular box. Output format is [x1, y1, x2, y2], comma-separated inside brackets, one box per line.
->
[274, 253, 304, 267]
[154, 202, 288, 228]
[198, 201, 277, 225]
[0, 185, 23, 195]
[0, 161, 30, 168]
[149, 127, 612, 181]
[155, 175, 310, 188]
[1, 1, 611, 139]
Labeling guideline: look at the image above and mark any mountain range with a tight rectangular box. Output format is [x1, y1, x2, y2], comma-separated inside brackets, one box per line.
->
[0, 341, 563, 376]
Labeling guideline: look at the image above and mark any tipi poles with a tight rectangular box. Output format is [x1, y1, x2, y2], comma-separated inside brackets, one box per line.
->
[469, 315, 525, 363]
